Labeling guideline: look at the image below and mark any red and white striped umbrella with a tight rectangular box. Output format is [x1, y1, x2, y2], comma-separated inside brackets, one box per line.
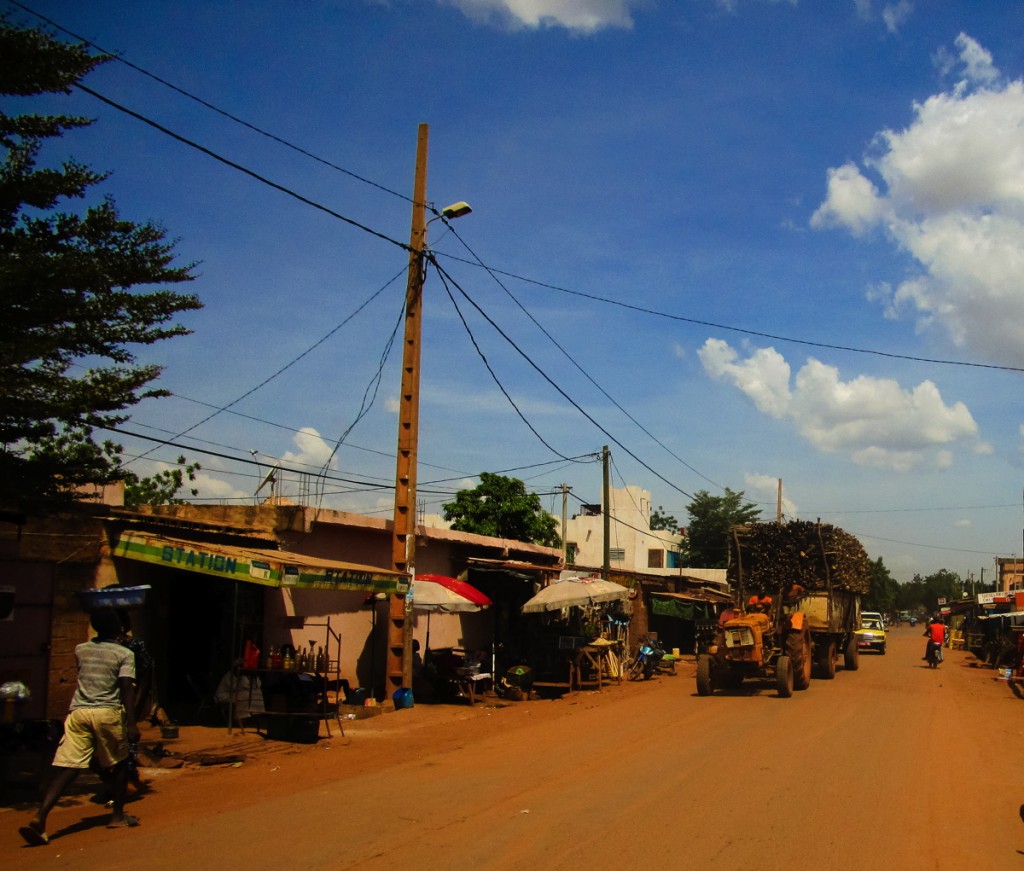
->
[411, 574, 492, 612]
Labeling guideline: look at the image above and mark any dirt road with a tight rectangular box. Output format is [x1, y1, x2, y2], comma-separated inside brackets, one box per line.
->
[6, 627, 1023, 870]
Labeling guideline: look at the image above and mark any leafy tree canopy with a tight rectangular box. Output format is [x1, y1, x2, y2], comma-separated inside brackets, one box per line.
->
[895, 569, 964, 616]
[649, 505, 679, 532]
[442, 472, 561, 548]
[123, 456, 201, 508]
[0, 17, 202, 513]
[684, 488, 761, 568]
[863, 556, 898, 615]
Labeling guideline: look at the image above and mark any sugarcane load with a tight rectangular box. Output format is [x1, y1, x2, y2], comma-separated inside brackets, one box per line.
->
[728, 519, 872, 596]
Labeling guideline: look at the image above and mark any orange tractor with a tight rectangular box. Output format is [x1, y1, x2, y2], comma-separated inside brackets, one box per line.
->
[696, 594, 813, 698]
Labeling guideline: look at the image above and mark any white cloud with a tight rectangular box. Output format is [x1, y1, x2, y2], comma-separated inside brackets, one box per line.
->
[810, 162, 885, 235]
[698, 338, 792, 417]
[699, 339, 981, 471]
[280, 427, 337, 470]
[812, 36, 1024, 369]
[439, 0, 641, 33]
[954, 32, 999, 87]
[881, 1, 913, 34]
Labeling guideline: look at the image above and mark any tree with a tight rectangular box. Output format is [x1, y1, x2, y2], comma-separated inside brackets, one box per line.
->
[684, 488, 761, 568]
[649, 505, 679, 532]
[895, 569, 963, 616]
[863, 556, 898, 615]
[123, 456, 201, 507]
[442, 472, 561, 547]
[0, 18, 201, 513]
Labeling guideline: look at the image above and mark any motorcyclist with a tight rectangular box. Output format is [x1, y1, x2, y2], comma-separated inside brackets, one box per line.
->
[923, 617, 947, 662]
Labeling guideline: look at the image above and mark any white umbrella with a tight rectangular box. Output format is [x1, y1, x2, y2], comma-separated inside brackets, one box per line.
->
[521, 576, 629, 614]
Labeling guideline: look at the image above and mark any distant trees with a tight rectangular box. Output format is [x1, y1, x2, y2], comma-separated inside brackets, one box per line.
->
[684, 488, 761, 568]
[895, 569, 964, 615]
[1, 17, 201, 513]
[442, 472, 561, 547]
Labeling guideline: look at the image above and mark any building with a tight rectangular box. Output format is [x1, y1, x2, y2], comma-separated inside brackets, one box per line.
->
[1, 502, 562, 721]
[563, 485, 684, 574]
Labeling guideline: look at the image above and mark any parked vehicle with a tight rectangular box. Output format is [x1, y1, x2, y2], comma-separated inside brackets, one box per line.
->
[628, 636, 665, 680]
[855, 616, 887, 654]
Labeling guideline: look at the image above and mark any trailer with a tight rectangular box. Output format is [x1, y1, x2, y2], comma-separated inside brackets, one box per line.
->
[727, 520, 870, 681]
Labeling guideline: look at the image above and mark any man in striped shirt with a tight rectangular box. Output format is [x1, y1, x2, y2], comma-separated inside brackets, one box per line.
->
[19, 607, 141, 846]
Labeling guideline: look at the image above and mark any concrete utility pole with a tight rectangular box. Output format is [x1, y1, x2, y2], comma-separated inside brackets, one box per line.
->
[387, 123, 430, 696]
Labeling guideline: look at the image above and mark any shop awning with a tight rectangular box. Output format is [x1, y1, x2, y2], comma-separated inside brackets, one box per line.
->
[112, 530, 408, 594]
[978, 610, 1024, 620]
[649, 591, 717, 621]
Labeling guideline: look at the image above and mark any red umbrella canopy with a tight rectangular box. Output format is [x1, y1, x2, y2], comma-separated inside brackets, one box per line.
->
[414, 574, 492, 608]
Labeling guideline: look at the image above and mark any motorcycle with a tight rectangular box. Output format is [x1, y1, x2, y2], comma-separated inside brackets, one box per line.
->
[628, 636, 666, 681]
[925, 640, 943, 668]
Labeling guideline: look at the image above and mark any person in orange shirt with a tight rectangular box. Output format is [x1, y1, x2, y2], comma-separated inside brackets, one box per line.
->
[923, 617, 946, 662]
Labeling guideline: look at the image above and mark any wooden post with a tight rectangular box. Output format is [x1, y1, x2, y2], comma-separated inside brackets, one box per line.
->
[387, 123, 429, 696]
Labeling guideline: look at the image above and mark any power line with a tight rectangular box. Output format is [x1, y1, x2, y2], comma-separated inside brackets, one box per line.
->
[73, 83, 410, 253]
[446, 224, 725, 489]
[437, 252, 1024, 375]
[432, 259, 696, 502]
[11, 0, 420, 206]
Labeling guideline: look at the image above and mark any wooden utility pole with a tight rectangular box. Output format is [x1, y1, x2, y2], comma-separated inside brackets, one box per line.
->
[777, 478, 783, 522]
[561, 483, 570, 564]
[602, 445, 611, 574]
[387, 123, 429, 696]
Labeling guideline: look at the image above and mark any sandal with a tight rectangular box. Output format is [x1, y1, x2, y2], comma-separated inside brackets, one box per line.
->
[107, 813, 141, 829]
[19, 822, 49, 846]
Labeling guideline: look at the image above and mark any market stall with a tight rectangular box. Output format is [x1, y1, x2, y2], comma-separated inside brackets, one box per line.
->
[519, 577, 630, 693]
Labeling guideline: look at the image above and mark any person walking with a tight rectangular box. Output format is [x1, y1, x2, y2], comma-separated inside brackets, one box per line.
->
[18, 607, 141, 846]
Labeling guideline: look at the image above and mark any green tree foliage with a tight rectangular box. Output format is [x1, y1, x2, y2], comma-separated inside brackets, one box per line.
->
[895, 569, 964, 616]
[123, 456, 201, 507]
[442, 472, 561, 547]
[0, 18, 201, 513]
[684, 488, 761, 568]
[649, 505, 679, 532]
[863, 556, 899, 615]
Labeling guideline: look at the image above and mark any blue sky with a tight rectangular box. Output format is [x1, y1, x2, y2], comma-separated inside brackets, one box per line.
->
[13, 0, 1024, 583]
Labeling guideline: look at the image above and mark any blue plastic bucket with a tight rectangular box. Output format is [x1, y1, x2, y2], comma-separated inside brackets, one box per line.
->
[392, 688, 414, 709]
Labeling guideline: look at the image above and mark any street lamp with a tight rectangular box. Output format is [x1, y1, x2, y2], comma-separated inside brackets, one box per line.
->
[387, 123, 472, 698]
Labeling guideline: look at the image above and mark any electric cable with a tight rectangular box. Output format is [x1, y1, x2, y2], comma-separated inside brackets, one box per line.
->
[436, 252, 1024, 375]
[432, 259, 696, 502]
[433, 260, 579, 463]
[123, 265, 405, 467]
[73, 83, 410, 253]
[446, 224, 724, 489]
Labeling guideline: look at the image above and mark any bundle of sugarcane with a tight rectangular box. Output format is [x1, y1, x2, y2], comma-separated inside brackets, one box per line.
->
[727, 520, 871, 595]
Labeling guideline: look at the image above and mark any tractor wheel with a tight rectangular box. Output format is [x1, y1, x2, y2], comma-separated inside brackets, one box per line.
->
[696, 654, 714, 696]
[815, 640, 837, 680]
[786, 630, 812, 690]
[844, 635, 860, 671]
[775, 654, 794, 698]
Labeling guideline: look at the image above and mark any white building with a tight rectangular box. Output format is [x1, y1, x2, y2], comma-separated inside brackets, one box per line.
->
[563, 485, 685, 576]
